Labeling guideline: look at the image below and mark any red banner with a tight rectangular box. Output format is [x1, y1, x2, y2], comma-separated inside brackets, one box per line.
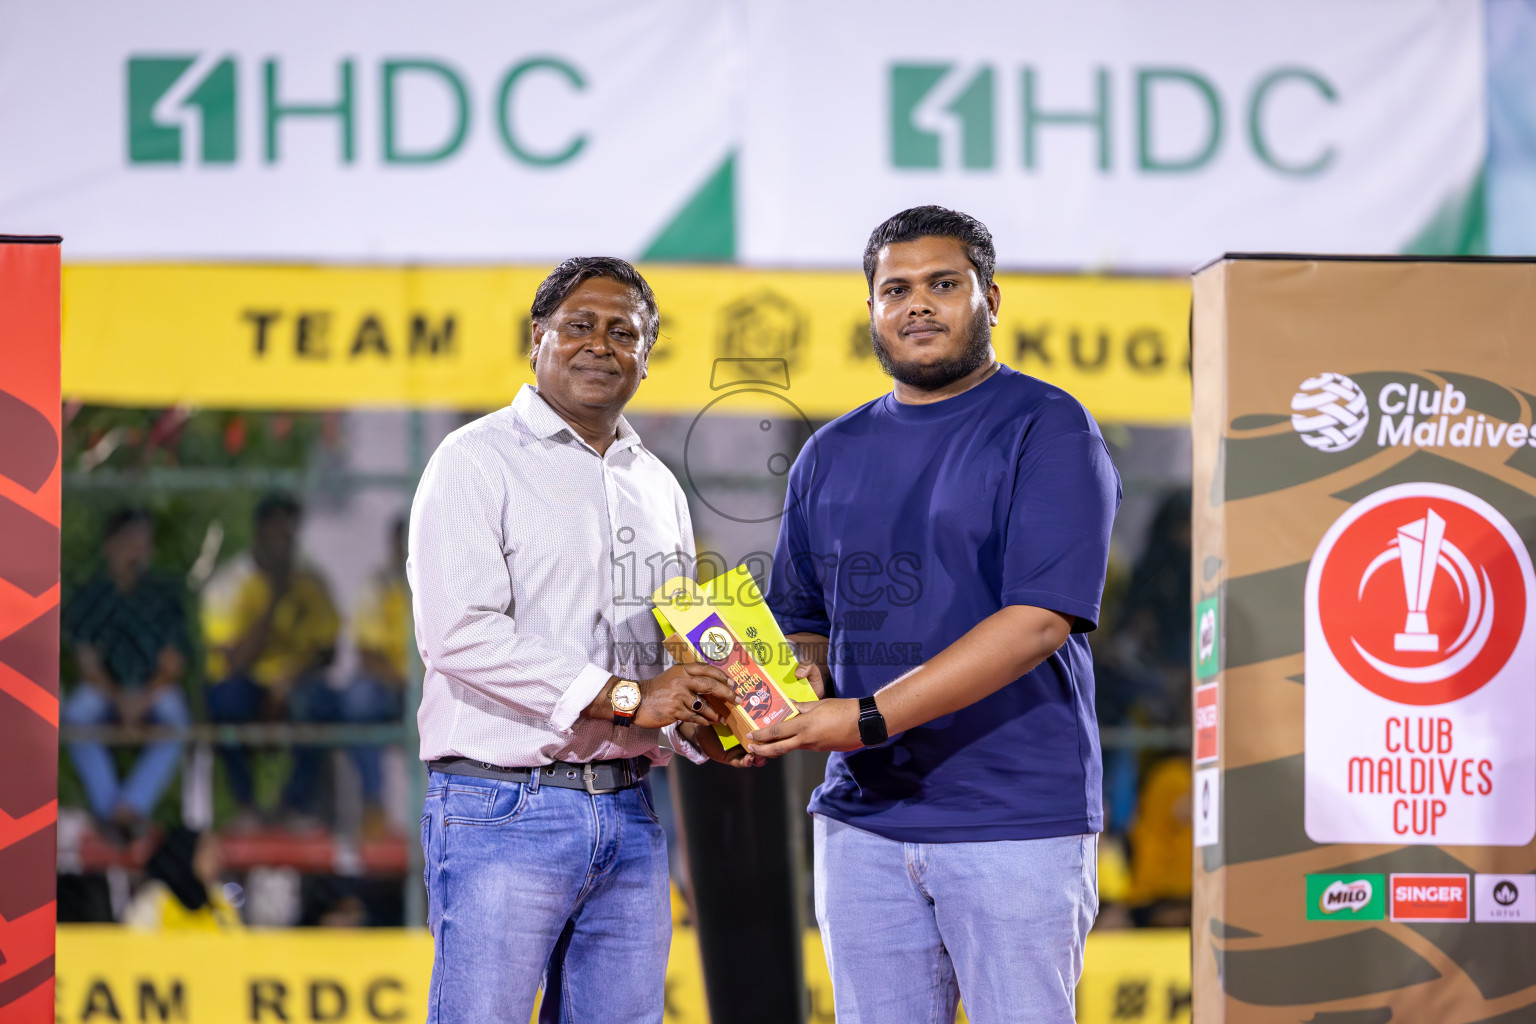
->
[0, 235, 61, 1023]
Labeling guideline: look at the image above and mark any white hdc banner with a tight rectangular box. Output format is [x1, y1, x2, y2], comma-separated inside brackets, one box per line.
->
[741, 0, 1485, 270]
[0, 0, 1485, 268]
[0, 1, 735, 260]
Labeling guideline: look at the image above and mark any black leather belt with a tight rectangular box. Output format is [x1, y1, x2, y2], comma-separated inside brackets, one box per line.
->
[429, 756, 649, 795]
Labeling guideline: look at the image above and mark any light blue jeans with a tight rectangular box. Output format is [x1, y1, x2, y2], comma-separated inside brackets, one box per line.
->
[63, 684, 190, 820]
[421, 770, 670, 1024]
[814, 814, 1098, 1024]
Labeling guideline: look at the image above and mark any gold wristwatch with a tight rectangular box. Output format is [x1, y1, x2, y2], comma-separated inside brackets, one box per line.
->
[610, 679, 642, 726]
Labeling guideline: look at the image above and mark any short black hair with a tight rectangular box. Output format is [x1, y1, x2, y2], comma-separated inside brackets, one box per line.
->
[529, 256, 660, 348]
[862, 206, 996, 292]
[254, 492, 302, 526]
[102, 507, 152, 543]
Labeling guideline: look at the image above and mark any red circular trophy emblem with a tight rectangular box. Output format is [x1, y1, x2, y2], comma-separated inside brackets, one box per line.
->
[1316, 485, 1526, 705]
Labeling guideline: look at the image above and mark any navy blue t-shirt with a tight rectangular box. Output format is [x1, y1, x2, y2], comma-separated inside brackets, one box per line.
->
[766, 365, 1120, 842]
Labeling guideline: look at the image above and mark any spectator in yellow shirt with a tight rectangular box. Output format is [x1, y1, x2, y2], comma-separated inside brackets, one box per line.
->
[341, 517, 409, 837]
[203, 494, 340, 828]
[1125, 755, 1194, 927]
[124, 828, 242, 930]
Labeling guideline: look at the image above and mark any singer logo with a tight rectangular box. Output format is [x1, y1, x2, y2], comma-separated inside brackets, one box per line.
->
[1194, 684, 1219, 764]
[1315, 488, 1525, 706]
[1390, 873, 1469, 922]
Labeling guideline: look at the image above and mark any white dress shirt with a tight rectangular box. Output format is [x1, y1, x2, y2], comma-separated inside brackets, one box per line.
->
[408, 384, 704, 767]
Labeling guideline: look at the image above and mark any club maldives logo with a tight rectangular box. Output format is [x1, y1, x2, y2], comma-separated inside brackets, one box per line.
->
[1291, 373, 1536, 454]
[1305, 481, 1536, 846]
[1314, 484, 1526, 705]
[1291, 373, 1370, 452]
[699, 626, 734, 663]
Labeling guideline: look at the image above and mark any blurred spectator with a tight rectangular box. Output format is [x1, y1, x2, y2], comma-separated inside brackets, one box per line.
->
[343, 516, 409, 837]
[61, 509, 193, 841]
[1125, 756, 1194, 928]
[1095, 489, 1192, 834]
[124, 827, 242, 930]
[317, 895, 369, 928]
[202, 494, 340, 828]
[1118, 489, 1192, 717]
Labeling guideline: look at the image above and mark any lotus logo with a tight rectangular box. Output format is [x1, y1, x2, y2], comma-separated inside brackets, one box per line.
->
[1320, 878, 1374, 914]
[1494, 881, 1519, 906]
[1292, 372, 1369, 452]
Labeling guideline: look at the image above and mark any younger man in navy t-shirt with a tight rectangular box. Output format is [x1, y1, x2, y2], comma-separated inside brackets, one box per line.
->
[754, 206, 1120, 1024]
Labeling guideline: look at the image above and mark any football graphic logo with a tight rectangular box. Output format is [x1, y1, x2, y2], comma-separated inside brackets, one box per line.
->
[1292, 372, 1370, 452]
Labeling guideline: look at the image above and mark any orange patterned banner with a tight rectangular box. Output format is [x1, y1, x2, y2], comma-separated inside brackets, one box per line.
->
[0, 235, 62, 1023]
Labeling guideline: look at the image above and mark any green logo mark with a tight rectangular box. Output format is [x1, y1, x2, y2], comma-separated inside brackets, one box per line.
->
[890, 64, 994, 170]
[128, 56, 238, 164]
[1306, 874, 1386, 920]
[1195, 597, 1220, 679]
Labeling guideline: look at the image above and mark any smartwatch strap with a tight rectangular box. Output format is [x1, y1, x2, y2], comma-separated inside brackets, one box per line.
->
[857, 695, 888, 746]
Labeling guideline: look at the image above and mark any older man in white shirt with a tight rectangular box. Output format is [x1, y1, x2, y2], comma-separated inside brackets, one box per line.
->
[409, 257, 749, 1024]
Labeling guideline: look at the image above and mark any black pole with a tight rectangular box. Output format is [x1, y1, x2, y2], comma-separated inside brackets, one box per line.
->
[674, 755, 807, 1024]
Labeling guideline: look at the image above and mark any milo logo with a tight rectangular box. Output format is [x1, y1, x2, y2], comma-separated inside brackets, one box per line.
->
[1306, 873, 1386, 920]
[1321, 879, 1373, 913]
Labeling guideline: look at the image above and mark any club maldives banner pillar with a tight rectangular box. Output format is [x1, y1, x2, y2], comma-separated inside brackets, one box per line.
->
[0, 235, 62, 1022]
[1190, 255, 1536, 1022]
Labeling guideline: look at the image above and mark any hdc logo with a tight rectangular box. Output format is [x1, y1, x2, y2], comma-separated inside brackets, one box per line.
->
[126, 54, 587, 167]
[128, 56, 238, 164]
[888, 62, 1339, 175]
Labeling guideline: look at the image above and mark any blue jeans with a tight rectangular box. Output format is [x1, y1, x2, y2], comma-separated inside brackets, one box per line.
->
[205, 672, 338, 812]
[421, 771, 670, 1024]
[63, 684, 191, 819]
[813, 815, 1098, 1024]
[340, 675, 403, 805]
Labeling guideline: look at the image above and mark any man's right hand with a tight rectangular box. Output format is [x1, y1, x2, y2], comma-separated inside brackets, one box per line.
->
[633, 664, 736, 730]
[794, 661, 828, 699]
[116, 688, 151, 727]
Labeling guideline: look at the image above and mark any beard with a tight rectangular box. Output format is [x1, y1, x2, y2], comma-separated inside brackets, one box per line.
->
[869, 303, 994, 391]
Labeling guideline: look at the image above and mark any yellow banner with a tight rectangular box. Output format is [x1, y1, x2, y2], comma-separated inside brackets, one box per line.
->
[61, 265, 1191, 424]
[57, 924, 1188, 1023]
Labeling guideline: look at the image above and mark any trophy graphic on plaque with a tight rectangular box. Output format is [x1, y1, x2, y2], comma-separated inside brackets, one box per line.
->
[1395, 509, 1447, 652]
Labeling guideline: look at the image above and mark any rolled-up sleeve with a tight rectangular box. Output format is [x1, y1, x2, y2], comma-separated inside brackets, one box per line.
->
[408, 439, 612, 733]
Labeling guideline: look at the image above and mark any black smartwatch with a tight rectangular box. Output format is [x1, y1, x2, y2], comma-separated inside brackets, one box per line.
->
[857, 695, 888, 746]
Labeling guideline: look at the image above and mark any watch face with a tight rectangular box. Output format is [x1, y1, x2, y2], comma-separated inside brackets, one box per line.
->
[612, 681, 642, 713]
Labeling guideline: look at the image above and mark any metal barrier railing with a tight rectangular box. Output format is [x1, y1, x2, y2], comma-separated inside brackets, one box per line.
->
[61, 722, 1187, 751]
[59, 723, 410, 746]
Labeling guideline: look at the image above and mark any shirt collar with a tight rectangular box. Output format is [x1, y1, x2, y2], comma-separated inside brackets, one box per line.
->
[513, 384, 643, 454]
